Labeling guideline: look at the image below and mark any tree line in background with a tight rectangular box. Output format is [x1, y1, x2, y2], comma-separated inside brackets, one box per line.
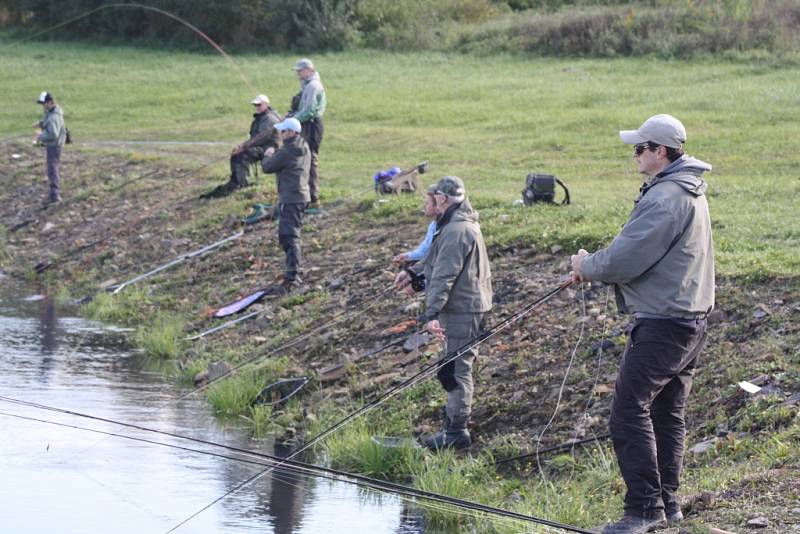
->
[1, 0, 799, 58]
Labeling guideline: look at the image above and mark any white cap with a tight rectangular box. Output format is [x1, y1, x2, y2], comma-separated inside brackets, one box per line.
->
[250, 94, 269, 105]
[36, 91, 52, 104]
[275, 117, 302, 133]
[619, 114, 686, 149]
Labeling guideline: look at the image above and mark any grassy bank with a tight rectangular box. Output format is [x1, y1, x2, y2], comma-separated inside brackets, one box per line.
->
[1, 41, 799, 532]
[3, 39, 800, 277]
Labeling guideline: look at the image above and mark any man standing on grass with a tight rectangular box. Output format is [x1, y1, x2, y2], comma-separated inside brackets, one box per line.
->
[202, 94, 281, 199]
[33, 91, 67, 205]
[287, 58, 326, 210]
[261, 117, 310, 294]
[571, 114, 714, 534]
[395, 176, 493, 451]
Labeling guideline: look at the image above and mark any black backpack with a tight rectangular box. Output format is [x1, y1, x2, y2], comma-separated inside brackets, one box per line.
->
[522, 173, 570, 206]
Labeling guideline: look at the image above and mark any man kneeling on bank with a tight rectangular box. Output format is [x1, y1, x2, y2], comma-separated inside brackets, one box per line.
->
[395, 176, 493, 451]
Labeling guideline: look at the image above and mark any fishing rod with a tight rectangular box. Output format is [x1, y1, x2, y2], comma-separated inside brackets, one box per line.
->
[31, 154, 229, 273]
[0, 403, 593, 533]
[184, 261, 384, 340]
[5, 3, 255, 94]
[170, 280, 575, 531]
[492, 434, 612, 467]
[111, 230, 245, 295]
[185, 283, 397, 397]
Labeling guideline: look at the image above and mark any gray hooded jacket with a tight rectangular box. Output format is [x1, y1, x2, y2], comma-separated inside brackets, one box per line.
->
[37, 105, 66, 147]
[261, 135, 311, 204]
[581, 155, 715, 318]
[419, 199, 493, 322]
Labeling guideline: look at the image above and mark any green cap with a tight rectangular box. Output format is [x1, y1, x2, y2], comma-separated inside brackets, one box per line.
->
[428, 175, 465, 198]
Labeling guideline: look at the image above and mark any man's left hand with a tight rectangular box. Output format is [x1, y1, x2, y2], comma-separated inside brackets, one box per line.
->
[426, 319, 445, 340]
[570, 249, 590, 283]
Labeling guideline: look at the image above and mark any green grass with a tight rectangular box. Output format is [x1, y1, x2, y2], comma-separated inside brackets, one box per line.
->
[3, 38, 799, 531]
[134, 313, 186, 359]
[2, 39, 800, 278]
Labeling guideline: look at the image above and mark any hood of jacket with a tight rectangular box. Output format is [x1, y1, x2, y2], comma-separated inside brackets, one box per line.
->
[643, 155, 712, 198]
[302, 72, 321, 88]
[437, 198, 478, 230]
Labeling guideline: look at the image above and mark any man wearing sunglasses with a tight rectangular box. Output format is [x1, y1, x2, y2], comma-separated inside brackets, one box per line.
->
[571, 114, 714, 533]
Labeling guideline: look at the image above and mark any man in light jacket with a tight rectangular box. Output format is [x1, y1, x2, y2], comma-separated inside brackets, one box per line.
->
[261, 117, 311, 294]
[288, 58, 326, 209]
[34, 91, 67, 205]
[395, 176, 493, 451]
[571, 114, 714, 534]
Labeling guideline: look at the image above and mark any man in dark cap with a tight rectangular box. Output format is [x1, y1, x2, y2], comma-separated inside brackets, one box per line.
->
[33, 91, 67, 205]
[395, 176, 493, 451]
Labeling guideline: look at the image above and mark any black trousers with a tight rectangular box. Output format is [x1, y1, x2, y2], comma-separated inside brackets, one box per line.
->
[277, 203, 306, 281]
[300, 118, 323, 203]
[229, 146, 264, 187]
[610, 317, 707, 518]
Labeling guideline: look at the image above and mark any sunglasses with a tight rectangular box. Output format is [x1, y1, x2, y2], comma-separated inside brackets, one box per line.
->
[634, 143, 659, 156]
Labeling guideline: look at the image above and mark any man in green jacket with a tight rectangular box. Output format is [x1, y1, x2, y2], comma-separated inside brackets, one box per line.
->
[261, 117, 311, 293]
[202, 94, 281, 199]
[34, 91, 67, 205]
[288, 58, 326, 209]
[395, 176, 493, 450]
[571, 114, 714, 534]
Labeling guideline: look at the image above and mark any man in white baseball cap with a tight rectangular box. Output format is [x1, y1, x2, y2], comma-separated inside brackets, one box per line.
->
[201, 94, 281, 199]
[571, 114, 714, 533]
[261, 116, 310, 294]
[32, 91, 68, 205]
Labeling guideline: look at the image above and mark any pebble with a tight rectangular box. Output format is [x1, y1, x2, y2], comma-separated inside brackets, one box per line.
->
[688, 438, 716, 454]
[746, 516, 769, 528]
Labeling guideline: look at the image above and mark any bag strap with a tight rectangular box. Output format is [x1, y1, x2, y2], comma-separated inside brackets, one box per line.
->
[555, 178, 570, 205]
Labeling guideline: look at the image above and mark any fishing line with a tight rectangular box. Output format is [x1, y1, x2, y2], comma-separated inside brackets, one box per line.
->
[535, 283, 586, 489]
[4, 3, 255, 94]
[169, 281, 575, 532]
[566, 284, 613, 482]
[0, 401, 593, 533]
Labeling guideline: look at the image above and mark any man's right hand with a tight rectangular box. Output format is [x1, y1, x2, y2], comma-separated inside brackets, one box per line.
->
[392, 253, 409, 264]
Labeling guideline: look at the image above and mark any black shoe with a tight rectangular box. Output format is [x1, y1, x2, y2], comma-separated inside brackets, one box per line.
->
[665, 510, 683, 525]
[421, 428, 471, 451]
[600, 514, 667, 534]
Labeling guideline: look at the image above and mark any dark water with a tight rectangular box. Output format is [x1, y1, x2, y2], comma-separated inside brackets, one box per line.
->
[0, 280, 424, 533]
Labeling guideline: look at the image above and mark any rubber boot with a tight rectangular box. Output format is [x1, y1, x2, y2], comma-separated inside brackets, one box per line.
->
[422, 416, 471, 451]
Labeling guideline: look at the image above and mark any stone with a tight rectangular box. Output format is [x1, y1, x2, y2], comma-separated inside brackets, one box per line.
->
[329, 277, 345, 290]
[707, 309, 728, 325]
[550, 244, 563, 254]
[403, 301, 422, 313]
[688, 439, 716, 454]
[193, 370, 209, 386]
[590, 339, 616, 353]
[403, 332, 430, 352]
[207, 361, 232, 382]
[746, 516, 769, 528]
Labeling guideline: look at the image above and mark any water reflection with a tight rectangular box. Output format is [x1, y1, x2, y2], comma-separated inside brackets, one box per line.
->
[0, 283, 425, 533]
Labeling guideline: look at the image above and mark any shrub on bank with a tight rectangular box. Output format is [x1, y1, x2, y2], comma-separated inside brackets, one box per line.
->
[4, 0, 800, 57]
[455, 0, 800, 58]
